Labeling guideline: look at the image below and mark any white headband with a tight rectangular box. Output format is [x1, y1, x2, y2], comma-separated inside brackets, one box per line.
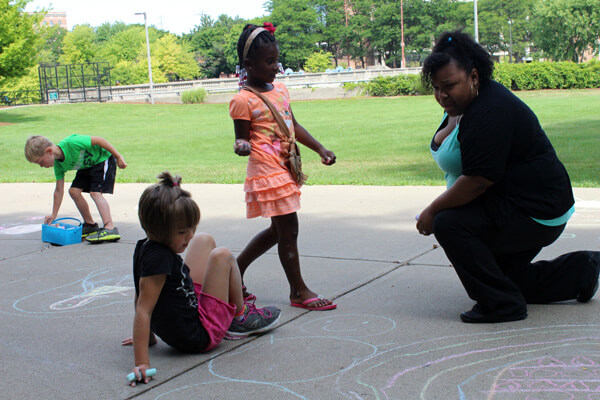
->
[243, 28, 267, 61]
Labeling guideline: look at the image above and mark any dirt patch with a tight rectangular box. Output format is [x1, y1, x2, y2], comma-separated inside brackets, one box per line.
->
[0, 122, 15, 126]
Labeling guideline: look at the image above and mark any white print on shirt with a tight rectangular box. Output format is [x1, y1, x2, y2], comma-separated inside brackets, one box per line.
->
[176, 259, 197, 309]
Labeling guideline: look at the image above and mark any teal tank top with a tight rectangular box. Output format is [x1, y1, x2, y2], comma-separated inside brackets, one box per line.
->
[431, 113, 462, 188]
[430, 113, 574, 226]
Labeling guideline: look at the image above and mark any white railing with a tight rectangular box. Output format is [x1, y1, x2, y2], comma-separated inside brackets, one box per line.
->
[108, 67, 422, 100]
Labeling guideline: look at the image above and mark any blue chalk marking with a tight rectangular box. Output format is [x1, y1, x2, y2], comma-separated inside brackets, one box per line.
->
[127, 368, 156, 382]
[415, 214, 420, 221]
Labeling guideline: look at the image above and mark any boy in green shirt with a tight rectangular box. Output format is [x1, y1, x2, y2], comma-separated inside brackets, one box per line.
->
[25, 134, 127, 242]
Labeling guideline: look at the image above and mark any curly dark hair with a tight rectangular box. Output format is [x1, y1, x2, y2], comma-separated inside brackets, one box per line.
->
[236, 24, 278, 67]
[422, 30, 493, 86]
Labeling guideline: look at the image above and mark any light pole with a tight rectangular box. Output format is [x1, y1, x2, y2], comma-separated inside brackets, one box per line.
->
[400, 0, 405, 69]
[508, 19, 513, 63]
[473, 0, 479, 43]
[135, 12, 154, 104]
[344, 0, 350, 67]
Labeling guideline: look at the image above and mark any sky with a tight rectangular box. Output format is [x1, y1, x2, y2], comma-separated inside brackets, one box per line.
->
[25, 0, 270, 35]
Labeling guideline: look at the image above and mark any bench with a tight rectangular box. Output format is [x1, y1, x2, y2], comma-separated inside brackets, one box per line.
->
[1, 95, 13, 106]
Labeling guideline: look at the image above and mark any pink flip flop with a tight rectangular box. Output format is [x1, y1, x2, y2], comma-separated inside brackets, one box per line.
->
[290, 296, 337, 311]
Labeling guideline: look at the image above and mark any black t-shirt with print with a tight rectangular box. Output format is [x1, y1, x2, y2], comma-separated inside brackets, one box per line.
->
[133, 239, 209, 353]
[457, 80, 574, 226]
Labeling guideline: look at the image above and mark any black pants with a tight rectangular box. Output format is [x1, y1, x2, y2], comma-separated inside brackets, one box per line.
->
[433, 201, 595, 317]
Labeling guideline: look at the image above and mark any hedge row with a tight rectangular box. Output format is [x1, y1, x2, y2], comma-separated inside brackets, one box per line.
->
[347, 61, 600, 96]
[494, 61, 600, 90]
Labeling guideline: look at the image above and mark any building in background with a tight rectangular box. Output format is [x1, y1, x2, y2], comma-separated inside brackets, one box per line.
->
[29, 11, 67, 29]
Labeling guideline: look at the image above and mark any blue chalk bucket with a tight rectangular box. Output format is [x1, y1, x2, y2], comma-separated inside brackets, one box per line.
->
[41, 217, 82, 246]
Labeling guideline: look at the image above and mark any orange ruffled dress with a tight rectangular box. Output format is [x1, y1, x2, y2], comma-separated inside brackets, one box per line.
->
[229, 82, 301, 219]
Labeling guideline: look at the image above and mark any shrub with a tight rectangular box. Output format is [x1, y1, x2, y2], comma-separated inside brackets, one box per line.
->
[181, 88, 207, 104]
[363, 74, 423, 96]
[493, 61, 600, 91]
[304, 51, 334, 73]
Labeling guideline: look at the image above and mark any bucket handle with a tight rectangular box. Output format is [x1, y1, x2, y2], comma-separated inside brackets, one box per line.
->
[50, 217, 82, 226]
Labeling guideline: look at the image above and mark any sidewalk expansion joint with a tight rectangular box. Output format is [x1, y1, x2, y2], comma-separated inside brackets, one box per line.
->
[126, 245, 442, 398]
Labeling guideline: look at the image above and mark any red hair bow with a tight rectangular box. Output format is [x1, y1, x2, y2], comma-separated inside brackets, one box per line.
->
[263, 22, 276, 34]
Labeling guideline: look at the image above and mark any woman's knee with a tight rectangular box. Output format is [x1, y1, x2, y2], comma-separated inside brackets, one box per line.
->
[432, 209, 459, 239]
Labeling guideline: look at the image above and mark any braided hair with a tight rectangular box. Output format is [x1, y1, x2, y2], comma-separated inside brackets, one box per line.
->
[422, 30, 493, 86]
[236, 23, 278, 67]
[138, 171, 200, 244]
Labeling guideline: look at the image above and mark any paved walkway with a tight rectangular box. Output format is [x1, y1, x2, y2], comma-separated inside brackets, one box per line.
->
[1, 183, 599, 399]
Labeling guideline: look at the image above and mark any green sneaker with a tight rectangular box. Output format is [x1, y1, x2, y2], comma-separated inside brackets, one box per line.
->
[86, 227, 120, 243]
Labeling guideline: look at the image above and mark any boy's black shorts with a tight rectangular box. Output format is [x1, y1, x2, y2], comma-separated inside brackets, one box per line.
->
[71, 156, 117, 194]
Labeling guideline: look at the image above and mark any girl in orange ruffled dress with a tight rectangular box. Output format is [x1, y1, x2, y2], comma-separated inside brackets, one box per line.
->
[229, 23, 337, 311]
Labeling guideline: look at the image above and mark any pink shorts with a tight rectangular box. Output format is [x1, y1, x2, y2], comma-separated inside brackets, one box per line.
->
[193, 283, 236, 352]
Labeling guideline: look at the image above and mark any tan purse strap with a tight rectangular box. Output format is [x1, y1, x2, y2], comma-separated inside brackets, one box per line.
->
[243, 86, 295, 142]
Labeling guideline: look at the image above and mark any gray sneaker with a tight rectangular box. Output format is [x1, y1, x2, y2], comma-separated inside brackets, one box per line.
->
[86, 227, 121, 243]
[226, 302, 281, 339]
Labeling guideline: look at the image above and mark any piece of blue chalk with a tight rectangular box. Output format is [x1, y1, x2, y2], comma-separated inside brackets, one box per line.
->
[127, 368, 156, 382]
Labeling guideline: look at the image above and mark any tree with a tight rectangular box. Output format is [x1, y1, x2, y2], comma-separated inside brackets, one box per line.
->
[94, 21, 129, 45]
[99, 26, 147, 65]
[532, 0, 600, 62]
[153, 34, 201, 80]
[37, 24, 67, 66]
[267, 0, 321, 70]
[0, 0, 43, 85]
[343, 0, 376, 68]
[185, 14, 246, 78]
[313, 0, 346, 66]
[304, 50, 334, 71]
[60, 25, 99, 65]
[472, 0, 535, 62]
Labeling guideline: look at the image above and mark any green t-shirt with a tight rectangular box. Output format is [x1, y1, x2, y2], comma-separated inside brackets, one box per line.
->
[53, 134, 111, 180]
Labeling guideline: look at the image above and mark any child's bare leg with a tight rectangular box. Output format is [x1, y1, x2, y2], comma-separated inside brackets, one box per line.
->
[68, 187, 94, 225]
[89, 192, 114, 229]
[236, 225, 278, 277]
[185, 234, 243, 311]
[272, 213, 332, 308]
[236, 225, 278, 297]
[185, 233, 217, 282]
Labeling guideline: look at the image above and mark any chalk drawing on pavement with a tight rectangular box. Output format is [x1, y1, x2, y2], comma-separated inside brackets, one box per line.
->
[150, 322, 600, 400]
[0, 268, 133, 318]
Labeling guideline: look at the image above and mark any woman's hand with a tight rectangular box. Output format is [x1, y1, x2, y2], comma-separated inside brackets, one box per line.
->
[416, 206, 436, 236]
[234, 139, 251, 156]
[319, 148, 336, 165]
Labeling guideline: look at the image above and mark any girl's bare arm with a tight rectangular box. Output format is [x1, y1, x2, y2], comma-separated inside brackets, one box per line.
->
[129, 274, 166, 386]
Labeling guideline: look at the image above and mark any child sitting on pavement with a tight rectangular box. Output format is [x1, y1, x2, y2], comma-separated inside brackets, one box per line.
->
[24, 134, 126, 242]
[122, 171, 281, 386]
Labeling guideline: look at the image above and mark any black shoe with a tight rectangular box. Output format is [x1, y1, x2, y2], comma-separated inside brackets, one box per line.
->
[577, 255, 600, 302]
[82, 222, 100, 237]
[460, 304, 527, 324]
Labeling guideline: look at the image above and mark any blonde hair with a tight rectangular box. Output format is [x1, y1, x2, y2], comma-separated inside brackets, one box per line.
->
[24, 135, 53, 162]
[138, 171, 201, 244]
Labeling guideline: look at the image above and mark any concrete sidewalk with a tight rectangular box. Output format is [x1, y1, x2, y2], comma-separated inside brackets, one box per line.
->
[1, 183, 599, 400]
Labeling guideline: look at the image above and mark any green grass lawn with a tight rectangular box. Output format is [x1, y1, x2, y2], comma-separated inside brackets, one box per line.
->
[2, 89, 599, 186]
